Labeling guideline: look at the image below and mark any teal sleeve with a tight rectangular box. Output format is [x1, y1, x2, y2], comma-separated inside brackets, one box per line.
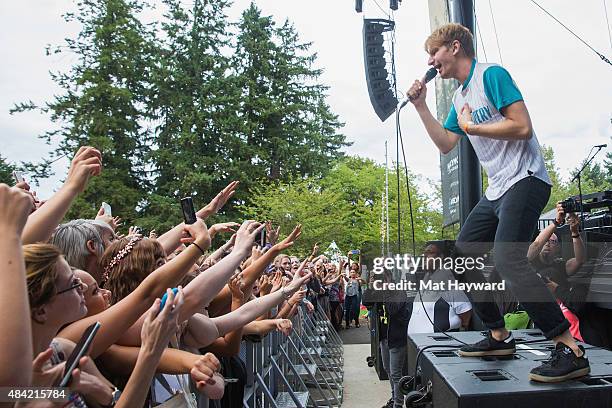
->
[483, 66, 523, 111]
[443, 104, 466, 136]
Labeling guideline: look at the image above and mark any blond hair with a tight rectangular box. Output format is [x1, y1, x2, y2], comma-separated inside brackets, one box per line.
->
[425, 23, 475, 58]
[24, 244, 63, 309]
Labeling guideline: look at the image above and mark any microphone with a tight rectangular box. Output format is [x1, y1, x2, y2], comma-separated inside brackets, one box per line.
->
[594, 144, 607, 148]
[398, 67, 438, 109]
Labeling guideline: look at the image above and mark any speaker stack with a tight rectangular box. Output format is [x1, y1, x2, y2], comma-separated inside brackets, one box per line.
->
[362, 18, 397, 122]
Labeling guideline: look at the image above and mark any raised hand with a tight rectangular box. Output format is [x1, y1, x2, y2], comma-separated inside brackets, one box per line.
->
[181, 218, 211, 249]
[232, 220, 264, 257]
[270, 272, 283, 293]
[64, 146, 102, 194]
[149, 229, 157, 239]
[265, 221, 280, 245]
[209, 222, 240, 239]
[251, 245, 264, 263]
[197, 181, 239, 219]
[228, 273, 245, 304]
[406, 78, 427, 107]
[259, 275, 272, 296]
[141, 287, 184, 357]
[0, 184, 34, 237]
[273, 224, 302, 252]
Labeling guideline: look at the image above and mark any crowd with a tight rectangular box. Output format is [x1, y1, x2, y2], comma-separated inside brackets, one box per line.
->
[0, 146, 352, 408]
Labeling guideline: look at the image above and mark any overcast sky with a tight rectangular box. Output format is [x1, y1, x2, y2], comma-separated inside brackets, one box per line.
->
[1, 0, 610, 200]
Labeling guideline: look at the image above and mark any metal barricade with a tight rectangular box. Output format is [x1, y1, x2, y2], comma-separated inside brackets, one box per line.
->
[241, 304, 344, 408]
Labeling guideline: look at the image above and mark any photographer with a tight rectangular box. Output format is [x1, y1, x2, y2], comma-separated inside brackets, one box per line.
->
[528, 203, 586, 341]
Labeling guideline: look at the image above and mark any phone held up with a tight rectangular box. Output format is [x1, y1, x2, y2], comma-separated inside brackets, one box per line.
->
[12, 170, 24, 184]
[60, 321, 101, 387]
[101, 201, 112, 217]
[180, 197, 197, 225]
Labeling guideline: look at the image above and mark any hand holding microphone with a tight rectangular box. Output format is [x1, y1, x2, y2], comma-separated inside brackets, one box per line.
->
[399, 67, 438, 109]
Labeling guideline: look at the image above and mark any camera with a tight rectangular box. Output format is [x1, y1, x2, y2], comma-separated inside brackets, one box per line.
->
[560, 197, 581, 213]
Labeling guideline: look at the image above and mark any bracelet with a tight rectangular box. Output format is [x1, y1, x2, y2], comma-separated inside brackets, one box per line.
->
[572, 234, 581, 239]
[192, 242, 206, 255]
[553, 219, 564, 227]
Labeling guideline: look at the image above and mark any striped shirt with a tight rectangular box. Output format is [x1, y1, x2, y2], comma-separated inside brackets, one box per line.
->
[444, 60, 551, 200]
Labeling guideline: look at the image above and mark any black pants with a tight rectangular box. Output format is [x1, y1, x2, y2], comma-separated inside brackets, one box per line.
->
[455, 176, 569, 340]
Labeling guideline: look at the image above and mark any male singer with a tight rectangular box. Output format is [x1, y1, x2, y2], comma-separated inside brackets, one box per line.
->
[406, 23, 589, 382]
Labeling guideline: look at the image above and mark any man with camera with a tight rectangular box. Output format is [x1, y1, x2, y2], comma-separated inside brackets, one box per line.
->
[528, 203, 586, 341]
[406, 23, 589, 382]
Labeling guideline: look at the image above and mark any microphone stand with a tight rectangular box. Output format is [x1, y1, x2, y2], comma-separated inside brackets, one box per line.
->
[570, 145, 607, 237]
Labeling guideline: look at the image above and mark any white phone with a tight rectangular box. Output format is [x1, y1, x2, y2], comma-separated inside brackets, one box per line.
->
[102, 202, 112, 217]
[12, 170, 24, 183]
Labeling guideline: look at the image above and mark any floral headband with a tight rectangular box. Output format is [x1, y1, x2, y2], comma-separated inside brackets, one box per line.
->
[102, 235, 143, 284]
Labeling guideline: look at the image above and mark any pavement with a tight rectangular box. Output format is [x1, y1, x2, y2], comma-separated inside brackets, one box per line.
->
[341, 343, 391, 408]
[339, 316, 390, 407]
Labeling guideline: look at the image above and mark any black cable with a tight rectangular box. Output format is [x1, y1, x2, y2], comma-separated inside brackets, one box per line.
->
[529, 0, 612, 66]
[488, 0, 504, 65]
[474, 10, 489, 62]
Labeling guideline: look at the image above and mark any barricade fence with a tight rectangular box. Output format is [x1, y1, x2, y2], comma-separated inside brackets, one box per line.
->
[241, 304, 344, 408]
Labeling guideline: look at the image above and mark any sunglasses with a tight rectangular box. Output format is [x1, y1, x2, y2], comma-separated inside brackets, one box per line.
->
[57, 277, 84, 295]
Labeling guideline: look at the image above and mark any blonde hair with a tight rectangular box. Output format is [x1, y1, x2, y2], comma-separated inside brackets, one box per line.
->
[425, 23, 475, 58]
[100, 237, 165, 304]
[24, 244, 63, 309]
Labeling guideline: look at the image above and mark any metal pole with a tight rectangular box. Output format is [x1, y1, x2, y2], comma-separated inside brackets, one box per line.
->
[449, 0, 482, 225]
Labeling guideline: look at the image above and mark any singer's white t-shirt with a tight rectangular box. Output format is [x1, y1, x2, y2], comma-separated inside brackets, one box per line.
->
[443, 60, 551, 200]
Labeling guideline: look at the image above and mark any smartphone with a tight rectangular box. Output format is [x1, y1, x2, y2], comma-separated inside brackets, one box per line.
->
[101, 202, 112, 217]
[59, 322, 101, 387]
[350, 249, 360, 255]
[12, 170, 24, 183]
[160, 288, 179, 312]
[180, 197, 197, 225]
[258, 228, 266, 247]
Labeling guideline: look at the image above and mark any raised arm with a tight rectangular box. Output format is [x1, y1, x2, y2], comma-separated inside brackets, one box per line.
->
[184, 271, 311, 348]
[179, 221, 262, 321]
[407, 79, 461, 154]
[0, 184, 34, 387]
[58, 220, 211, 358]
[156, 181, 238, 254]
[22, 147, 102, 244]
[527, 204, 563, 262]
[208, 225, 301, 316]
[565, 212, 586, 275]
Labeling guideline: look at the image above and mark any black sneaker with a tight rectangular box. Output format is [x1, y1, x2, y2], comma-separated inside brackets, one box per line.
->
[528, 343, 590, 383]
[458, 331, 516, 357]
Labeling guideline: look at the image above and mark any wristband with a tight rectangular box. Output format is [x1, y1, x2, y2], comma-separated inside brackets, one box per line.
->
[192, 242, 206, 255]
[553, 219, 564, 227]
[462, 120, 474, 134]
[572, 234, 580, 239]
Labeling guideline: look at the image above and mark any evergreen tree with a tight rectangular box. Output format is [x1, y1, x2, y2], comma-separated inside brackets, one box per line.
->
[0, 155, 17, 186]
[144, 0, 239, 229]
[232, 3, 349, 183]
[11, 0, 155, 222]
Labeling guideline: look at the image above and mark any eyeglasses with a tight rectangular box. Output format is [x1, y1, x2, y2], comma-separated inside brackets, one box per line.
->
[57, 277, 84, 295]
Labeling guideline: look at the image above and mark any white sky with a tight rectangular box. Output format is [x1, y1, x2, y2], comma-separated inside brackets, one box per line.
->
[1, 0, 610, 200]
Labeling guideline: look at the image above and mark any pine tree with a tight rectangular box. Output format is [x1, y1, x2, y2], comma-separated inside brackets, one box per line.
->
[233, 3, 349, 183]
[144, 0, 241, 229]
[11, 0, 155, 222]
[0, 155, 17, 186]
